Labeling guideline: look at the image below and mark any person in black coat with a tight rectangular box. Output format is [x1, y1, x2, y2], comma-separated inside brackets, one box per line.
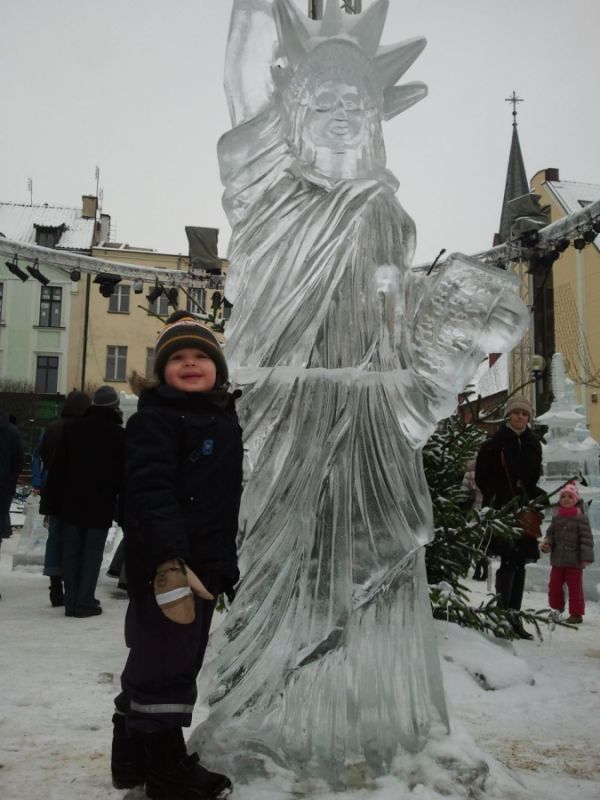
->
[111, 312, 243, 800]
[0, 410, 25, 548]
[31, 390, 91, 607]
[475, 395, 543, 638]
[45, 386, 124, 618]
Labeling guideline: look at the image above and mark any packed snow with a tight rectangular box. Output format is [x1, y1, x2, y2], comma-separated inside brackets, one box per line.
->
[1, 530, 599, 800]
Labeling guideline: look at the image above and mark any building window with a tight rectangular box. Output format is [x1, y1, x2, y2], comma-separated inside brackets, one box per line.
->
[34, 223, 66, 248]
[146, 347, 155, 378]
[106, 345, 128, 381]
[151, 293, 169, 316]
[39, 286, 62, 327]
[187, 287, 206, 314]
[35, 355, 59, 393]
[108, 284, 130, 314]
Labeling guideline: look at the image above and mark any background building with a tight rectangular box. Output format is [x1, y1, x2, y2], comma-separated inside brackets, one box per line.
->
[0, 195, 109, 394]
[83, 227, 227, 393]
[1, 194, 228, 460]
[531, 170, 600, 439]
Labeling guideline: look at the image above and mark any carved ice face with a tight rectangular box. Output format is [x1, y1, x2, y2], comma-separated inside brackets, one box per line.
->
[303, 81, 368, 153]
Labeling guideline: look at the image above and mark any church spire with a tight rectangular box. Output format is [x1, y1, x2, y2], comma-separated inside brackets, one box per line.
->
[496, 92, 529, 244]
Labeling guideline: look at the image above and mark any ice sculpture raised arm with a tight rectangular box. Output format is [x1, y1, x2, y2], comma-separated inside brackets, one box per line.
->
[191, 0, 527, 790]
[224, 0, 278, 125]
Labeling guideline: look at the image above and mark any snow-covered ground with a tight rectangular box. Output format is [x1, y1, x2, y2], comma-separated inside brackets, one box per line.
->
[1, 530, 599, 800]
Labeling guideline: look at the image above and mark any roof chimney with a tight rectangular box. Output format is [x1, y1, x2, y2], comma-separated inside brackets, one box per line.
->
[544, 168, 559, 182]
[82, 195, 98, 219]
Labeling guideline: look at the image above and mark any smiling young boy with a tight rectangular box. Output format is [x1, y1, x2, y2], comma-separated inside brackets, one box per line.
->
[112, 311, 243, 800]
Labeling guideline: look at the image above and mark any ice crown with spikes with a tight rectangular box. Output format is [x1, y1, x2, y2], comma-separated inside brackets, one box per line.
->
[272, 0, 427, 121]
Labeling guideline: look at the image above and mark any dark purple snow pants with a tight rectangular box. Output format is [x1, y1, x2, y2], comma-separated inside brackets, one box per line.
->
[116, 576, 220, 735]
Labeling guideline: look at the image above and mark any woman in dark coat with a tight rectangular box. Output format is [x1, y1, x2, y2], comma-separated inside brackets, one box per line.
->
[475, 395, 543, 638]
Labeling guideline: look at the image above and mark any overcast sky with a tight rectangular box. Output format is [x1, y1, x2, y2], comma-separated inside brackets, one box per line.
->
[1, 0, 599, 265]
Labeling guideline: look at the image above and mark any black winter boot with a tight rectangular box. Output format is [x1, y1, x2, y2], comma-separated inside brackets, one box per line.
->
[144, 727, 232, 800]
[111, 712, 146, 789]
[49, 576, 64, 607]
[509, 615, 534, 641]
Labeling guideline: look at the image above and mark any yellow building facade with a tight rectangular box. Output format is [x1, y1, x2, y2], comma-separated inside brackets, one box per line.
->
[68, 246, 227, 394]
[531, 169, 600, 439]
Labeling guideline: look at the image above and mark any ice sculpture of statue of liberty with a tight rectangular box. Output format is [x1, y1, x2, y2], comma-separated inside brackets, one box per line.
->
[191, 0, 527, 789]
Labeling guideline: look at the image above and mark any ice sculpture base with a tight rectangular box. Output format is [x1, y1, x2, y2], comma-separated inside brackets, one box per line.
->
[189, 724, 532, 799]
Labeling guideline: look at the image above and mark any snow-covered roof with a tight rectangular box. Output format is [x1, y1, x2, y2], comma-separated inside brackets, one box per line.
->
[467, 352, 508, 399]
[544, 179, 600, 249]
[0, 202, 95, 251]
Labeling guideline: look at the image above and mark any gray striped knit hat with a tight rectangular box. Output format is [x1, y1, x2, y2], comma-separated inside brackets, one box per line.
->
[154, 311, 228, 387]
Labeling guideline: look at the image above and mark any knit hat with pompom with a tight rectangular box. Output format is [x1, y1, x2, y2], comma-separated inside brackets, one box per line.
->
[153, 310, 228, 387]
[559, 482, 580, 502]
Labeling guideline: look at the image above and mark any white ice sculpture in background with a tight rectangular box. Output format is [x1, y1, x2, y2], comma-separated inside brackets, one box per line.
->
[536, 352, 600, 519]
[191, 0, 528, 788]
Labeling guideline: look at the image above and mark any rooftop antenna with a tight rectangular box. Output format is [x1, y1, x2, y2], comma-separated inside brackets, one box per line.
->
[27, 177, 33, 206]
[99, 187, 104, 213]
[95, 166, 100, 218]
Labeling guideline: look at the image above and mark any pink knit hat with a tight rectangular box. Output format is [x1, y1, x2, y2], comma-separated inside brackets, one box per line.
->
[559, 482, 580, 502]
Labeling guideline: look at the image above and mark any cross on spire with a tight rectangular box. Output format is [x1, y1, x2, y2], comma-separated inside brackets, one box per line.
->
[505, 91, 524, 127]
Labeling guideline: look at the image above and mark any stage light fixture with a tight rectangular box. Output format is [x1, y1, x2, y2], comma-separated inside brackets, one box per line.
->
[522, 230, 539, 247]
[94, 273, 122, 298]
[593, 220, 600, 235]
[583, 229, 596, 244]
[147, 280, 164, 304]
[573, 235, 586, 251]
[4, 254, 29, 282]
[70, 269, 81, 282]
[166, 287, 179, 309]
[132, 278, 144, 294]
[26, 258, 50, 286]
[556, 238, 570, 252]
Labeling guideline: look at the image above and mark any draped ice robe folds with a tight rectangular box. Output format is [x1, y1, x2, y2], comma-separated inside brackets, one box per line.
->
[190, 99, 527, 785]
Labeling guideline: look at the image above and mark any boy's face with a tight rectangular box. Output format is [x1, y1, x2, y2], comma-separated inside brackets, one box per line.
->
[164, 348, 217, 393]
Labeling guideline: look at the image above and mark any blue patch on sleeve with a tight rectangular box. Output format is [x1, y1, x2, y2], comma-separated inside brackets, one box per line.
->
[201, 438, 214, 456]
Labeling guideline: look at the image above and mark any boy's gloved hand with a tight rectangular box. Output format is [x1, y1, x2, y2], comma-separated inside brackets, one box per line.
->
[153, 559, 214, 624]
[539, 539, 551, 554]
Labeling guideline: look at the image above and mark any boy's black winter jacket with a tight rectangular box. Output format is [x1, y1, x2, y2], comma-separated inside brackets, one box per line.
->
[122, 384, 243, 598]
